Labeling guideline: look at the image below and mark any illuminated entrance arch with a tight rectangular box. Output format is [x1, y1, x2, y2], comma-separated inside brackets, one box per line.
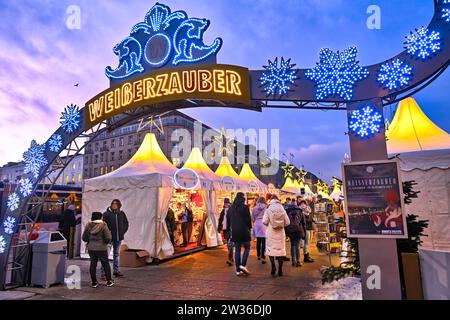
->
[1, 1, 450, 291]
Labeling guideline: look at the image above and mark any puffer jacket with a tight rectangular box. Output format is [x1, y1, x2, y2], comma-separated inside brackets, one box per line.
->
[263, 199, 290, 257]
[82, 220, 112, 251]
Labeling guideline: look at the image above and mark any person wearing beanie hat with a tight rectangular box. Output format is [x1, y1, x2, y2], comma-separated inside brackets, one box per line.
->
[82, 212, 114, 288]
[218, 198, 233, 265]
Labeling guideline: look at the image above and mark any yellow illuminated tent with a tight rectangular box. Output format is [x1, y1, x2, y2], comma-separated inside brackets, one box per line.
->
[387, 97, 450, 154]
[239, 163, 268, 194]
[82, 133, 177, 261]
[214, 156, 248, 192]
[182, 148, 222, 247]
[330, 183, 343, 201]
[281, 177, 300, 194]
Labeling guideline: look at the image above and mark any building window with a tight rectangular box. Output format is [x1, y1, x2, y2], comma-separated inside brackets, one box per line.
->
[95, 143, 99, 152]
[78, 173, 82, 182]
[110, 152, 115, 161]
[95, 155, 98, 164]
[111, 139, 115, 148]
[84, 156, 89, 164]
[100, 167, 104, 175]
[128, 136, 133, 145]
[94, 168, 98, 176]
[119, 150, 123, 160]
[100, 153, 104, 162]
[103, 141, 107, 149]
[65, 175, 69, 183]
[110, 166, 114, 172]
[128, 149, 132, 158]
[120, 137, 124, 147]
[71, 175, 75, 183]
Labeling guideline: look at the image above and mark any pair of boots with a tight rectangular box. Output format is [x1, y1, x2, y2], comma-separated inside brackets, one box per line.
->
[269, 257, 284, 277]
[304, 253, 314, 263]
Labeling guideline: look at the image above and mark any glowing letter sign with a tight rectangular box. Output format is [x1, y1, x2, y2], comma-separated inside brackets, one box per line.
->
[84, 64, 251, 130]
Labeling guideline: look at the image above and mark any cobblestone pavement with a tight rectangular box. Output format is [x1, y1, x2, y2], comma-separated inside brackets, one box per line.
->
[1, 243, 355, 300]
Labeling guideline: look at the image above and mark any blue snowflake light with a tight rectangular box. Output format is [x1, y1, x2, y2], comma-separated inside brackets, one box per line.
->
[442, 1, 450, 22]
[23, 140, 48, 179]
[48, 134, 63, 153]
[377, 59, 413, 91]
[260, 57, 298, 97]
[0, 235, 6, 254]
[349, 105, 383, 138]
[60, 104, 81, 134]
[3, 216, 16, 235]
[305, 47, 369, 101]
[6, 193, 20, 212]
[404, 27, 441, 60]
[19, 178, 33, 197]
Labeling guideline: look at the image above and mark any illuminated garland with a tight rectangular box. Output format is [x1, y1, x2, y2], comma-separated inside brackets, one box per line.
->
[349, 105, 383, 138]
[306, 47, 369, 101]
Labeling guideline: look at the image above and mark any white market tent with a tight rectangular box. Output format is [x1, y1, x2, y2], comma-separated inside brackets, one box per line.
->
[330, 183, 343, 201]
[238, 163, 268, 194]
[281, 177, 300, 194]
[81, 133, 177, 260]
[181, 148, 223, 247]
[214, 156, 249, 193]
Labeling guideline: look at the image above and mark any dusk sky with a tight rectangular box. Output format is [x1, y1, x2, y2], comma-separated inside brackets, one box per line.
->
[1, 0, 449, 182]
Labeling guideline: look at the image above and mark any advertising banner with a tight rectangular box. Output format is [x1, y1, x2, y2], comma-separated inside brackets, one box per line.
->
[342, 160, 408, 239]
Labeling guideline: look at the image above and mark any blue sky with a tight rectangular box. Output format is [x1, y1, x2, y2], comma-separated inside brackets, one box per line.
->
[0, 0, 449, 182]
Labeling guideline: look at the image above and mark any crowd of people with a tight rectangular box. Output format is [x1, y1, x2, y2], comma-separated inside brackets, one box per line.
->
[218, 193, 318, 277]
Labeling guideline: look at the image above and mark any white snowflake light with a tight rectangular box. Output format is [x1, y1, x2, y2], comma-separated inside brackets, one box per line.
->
[60, 104, 81, 134]
[260, 57, 298, 97]
[3, 216, 16, 235]
[7, 193, 20, 212]
[404, 27, 441, 60]
[442, 0, 450, 22]
[19, 178, 33, 197]
[48, 134, 63, 153]
[349, 105, 383, 138]
[305, 46, 369, 101]
[377, 59, 413, 91]
[23, 140, 48, 179]
[0, 235, 6, 254]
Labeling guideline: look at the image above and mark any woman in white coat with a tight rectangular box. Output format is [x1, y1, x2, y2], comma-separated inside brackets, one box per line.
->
[263, 195, 290, 277]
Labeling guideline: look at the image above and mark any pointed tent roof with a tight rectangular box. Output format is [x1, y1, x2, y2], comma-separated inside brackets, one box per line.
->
[330, 184, 343, 201]
[239, 163, 268, 192]
[281, 177, 300, 194]
[84, 133, 177, 191]
[182, 147, 220, 189]
[304, 184, 315, 197]
[387, 97, 450, 154]
[215, 156, 240, 178]
[293, 179, 301, 190]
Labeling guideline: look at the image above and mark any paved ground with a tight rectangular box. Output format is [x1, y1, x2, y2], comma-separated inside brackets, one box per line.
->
[0, 243, 360, 300]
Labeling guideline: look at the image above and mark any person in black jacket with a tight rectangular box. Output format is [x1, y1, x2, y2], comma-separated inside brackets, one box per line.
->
[59, 205, 76, 257]
[228, 193, 252, 276]
[103, 199, 129, 277]
[166, 208, 177, 247]
[218, 198, 233, 265]
[299, 200, 315, 263]
[285, 199, 306, 267]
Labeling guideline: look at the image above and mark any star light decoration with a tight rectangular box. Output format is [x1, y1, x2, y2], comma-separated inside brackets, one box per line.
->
[3, 216, 16, 235]
[19, 178, 34, 197]
[6, 193, 20, 212]
[23, 140, 48, 179]
[212, 127, 235, 156]
[60, 104, 81, 134]
[306, 46, 369, 101]
[48, 134, 63, 153]
[260, 57, 298, 97]
[404, 27, 441, 60]
[296, 168, 307, 183]
[281, 160, 295, 179]
[349, 105, 383, 138]
[377, 59, 413, 91]
[0, 235, 6, 254]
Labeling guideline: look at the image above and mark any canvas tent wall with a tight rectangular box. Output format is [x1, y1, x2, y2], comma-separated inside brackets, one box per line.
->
[81, 133, 177, 260]
[181, 148, 223, 247]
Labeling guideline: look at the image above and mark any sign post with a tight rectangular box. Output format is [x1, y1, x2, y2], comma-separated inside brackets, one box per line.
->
[346, 99, 403, 300]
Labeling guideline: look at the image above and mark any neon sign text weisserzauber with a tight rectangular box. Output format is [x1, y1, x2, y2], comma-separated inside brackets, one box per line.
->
[85, 64, 251, 129]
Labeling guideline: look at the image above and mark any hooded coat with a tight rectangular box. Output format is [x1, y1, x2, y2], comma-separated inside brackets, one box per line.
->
[252, 203, 267, 238]
[263, 199, 290, 257]
[103, 207, 129, 242]
[82, 221, 112, 251]
[228, 195, 252, 243]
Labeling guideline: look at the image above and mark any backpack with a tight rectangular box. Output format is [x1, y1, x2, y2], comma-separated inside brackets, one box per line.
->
[270, 206, 287, 230]
[286, 208, 301, 235]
